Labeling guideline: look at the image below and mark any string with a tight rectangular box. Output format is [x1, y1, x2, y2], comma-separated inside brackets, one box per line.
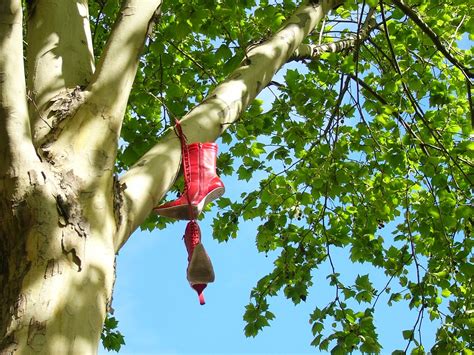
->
[174, 119, 195, 221]
[175, 119, 206, 304]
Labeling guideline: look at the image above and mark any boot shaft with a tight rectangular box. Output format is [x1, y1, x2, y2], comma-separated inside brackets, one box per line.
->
[182, 143, 222, 205]
[183, 143, 218, 186]
[154, 142, 225, 220]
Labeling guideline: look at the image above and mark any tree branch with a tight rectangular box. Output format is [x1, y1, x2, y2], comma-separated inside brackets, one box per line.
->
[290, 36, 360, 60]
[290, 8, 375, 61]
[87, 0, 162, 122]
[27, 0, 95, 141]
[391, 0, 473, 81]
[37, 0, 162, 183]
[114, 0, 343, 252]
[348, 74, 424, 146]
[0, 1, 37, 173]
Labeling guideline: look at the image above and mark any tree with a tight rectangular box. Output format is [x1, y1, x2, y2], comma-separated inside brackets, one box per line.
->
[0, 0, 472, 353]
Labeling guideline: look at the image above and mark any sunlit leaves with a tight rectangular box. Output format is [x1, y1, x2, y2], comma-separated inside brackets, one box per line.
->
[243, 300, 276, 337]
[90, 0, 474, 352]
[101, 314, 126, 352]
[207, 0, 473, 352]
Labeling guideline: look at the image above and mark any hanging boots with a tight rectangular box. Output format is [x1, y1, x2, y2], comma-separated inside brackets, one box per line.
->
[153, 120, 223, 305]
[184, 220, 215, 305]
[154, 142, 225, 220]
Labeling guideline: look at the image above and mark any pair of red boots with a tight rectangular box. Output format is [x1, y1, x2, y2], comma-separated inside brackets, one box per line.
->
[154, 142, 225, 305]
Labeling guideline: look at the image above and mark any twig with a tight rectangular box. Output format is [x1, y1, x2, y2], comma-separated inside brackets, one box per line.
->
[391, 0, 473, 81]
[166, 40, 218, 84]
[467, 80, 474, 129]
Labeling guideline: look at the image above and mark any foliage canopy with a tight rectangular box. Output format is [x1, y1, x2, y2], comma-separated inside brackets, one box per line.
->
[89, 0, 474, 353]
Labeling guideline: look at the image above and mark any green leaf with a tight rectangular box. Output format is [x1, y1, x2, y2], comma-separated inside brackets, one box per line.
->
[411, 345, 425, 355]
[92, 0, 474, 351]
[101, 314, 126, 352]
[441, 289, 452, 297]
[402, 329, 413, 340]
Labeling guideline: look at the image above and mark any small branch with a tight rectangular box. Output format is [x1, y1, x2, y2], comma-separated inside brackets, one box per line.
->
[448, 14, 466, 51]
[348, 74, 423, 145]
[403, 178, 427, 353]
[0, 1, 37, 172]
[166, 40, 218, 84]
[467, 80, 474, 129]
[391, 0, 473, 81]
[379, 2, 473, 186]
[290, 37, 358, 60]
[290, 12, 375, 61]
[92, 1, 107, 46]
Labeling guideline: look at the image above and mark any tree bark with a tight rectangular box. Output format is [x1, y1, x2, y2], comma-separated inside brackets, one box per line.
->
[0, 162, 118, 354]
[0, 0, 163, 353]
[26, 0, 95, 139]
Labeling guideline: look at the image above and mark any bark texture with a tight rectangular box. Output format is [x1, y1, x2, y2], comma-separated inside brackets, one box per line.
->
[1, 0, 162, 353]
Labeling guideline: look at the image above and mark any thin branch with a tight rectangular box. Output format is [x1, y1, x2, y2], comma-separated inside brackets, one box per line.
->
[92, 1, 107, 45]
[347, 84, 383, 152]
[403, 177, 429, 352]
[290, 13, 376, 61]
[0, 1, 37, 172]
[379, 2, 473, 186]
[166, 40, 218, 84]
[448, 14, 466, 51]
[348, 74, 424, 145]
[291, 36, 359, 60]
[467, 80, 474, 129]
[391, 0, 473, 81]
[318, 18, 326, 45]
[322, 75, 350, 139]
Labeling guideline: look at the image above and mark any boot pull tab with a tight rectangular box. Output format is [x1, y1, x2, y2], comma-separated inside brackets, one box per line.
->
[174, 119, 194, 218]
[191, 283, 207, 305]
[174, 118, 188, 146]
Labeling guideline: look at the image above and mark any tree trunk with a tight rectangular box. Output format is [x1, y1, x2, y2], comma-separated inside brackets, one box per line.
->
[0, 0, 341, 352]
[0, 153, 117, 354]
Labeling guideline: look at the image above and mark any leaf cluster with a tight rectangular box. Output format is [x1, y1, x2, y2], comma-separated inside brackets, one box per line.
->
[88, 0, 473, 352]
[101, 314, 126, 352]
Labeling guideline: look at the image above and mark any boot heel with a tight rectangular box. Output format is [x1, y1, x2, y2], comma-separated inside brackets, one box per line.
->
[204, 186, 225, 206]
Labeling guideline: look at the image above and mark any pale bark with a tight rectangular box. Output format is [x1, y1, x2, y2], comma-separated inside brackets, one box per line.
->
[0, 1, 37, 173]
[27, 0, 95, 143]
[290, 11, 375, 61]
[291, 36, 361, 60]
[0, 1, 150, 353]
[0, 164, 118, 354]
[87, 0, 162, 123]
[115, 0, 343, 251]
[37, 0, 162, 187]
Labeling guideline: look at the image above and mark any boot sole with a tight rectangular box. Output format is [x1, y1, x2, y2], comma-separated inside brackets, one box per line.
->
[155, 186, 225, 220]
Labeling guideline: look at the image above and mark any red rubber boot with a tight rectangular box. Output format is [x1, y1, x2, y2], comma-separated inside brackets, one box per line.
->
[183, 220, 215, 305]
[154, 143, 225, 220]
